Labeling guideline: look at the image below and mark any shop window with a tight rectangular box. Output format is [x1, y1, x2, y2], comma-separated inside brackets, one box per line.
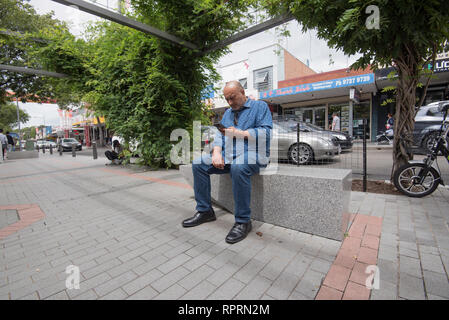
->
[253, 66, 273, 93]
[239, 78, 248, 89]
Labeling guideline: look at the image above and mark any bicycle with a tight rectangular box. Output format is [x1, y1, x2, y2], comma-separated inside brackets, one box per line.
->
[393, 103, 449, 197]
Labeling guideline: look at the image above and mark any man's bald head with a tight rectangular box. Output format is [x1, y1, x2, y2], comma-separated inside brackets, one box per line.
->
[223, 80, 246, 111]
[224, 80, 244, 92]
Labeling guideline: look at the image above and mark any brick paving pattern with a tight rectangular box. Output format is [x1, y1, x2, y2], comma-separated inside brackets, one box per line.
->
[0, 152, 448, 300]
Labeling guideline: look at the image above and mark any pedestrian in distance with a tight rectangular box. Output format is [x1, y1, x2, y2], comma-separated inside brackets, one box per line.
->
[0, 129, 8, 162]
[6, 131, 14, 153]
[182, 80, 273, 244]
[330, 112, 341, 131]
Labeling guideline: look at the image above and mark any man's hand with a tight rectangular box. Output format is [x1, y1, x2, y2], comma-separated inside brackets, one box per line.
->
[223, 127, 250, 139]
[212, 147, 225, 169]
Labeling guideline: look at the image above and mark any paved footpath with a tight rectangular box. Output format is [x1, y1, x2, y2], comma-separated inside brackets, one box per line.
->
[0, 153, 448, 300]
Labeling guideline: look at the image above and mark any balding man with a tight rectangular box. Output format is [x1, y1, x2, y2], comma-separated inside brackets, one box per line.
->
[182, 81, 273, 244]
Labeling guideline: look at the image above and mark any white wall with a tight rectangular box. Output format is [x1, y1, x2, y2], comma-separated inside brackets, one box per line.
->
[212, 44, 284, 108]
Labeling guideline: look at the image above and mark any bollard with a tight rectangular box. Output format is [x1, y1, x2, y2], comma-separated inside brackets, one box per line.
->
[296, 122, 300, 166]
[50, 144, 53, 155]
[92, 141, 98, 160]
[36, 144, 40, 152]
[59, 143, 63, 156]
[72, 143, 76, 157]
[363, 118, 367, 192]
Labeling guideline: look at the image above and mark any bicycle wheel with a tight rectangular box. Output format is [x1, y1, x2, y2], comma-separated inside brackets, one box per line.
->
[393, 163, 441, 197]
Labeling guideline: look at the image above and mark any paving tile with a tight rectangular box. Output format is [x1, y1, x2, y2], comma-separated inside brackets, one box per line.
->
[342, 281, 370, 300]
[127, 286, 159, 300]
[207, 278, 245, 300]
[399, 273, 426, 300]
[422, 270, 449, 299]
[315, 285, 343, 300]
[180, 281, 217, 300]
[294, 269, 325, 299]
[357, 247, 378, 265]
[322, 265, 351, 292]
[154, 284, 187, 300]
[399, 256, 423, 278]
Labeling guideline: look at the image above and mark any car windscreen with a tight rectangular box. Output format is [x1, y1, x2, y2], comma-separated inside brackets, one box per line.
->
[63, 139, 77, 143]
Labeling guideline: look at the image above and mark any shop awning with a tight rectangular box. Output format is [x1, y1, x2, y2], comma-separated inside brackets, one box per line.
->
[260, 73, 376, 104]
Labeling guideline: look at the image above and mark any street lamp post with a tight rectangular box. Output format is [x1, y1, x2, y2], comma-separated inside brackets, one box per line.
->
[16, 97, 22, 151]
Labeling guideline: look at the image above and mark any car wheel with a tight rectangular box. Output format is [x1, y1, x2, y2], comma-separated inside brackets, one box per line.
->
[288, 143, 314, 165]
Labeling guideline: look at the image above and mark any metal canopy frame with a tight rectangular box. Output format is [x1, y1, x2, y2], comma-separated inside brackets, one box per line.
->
[51, 0, 294, 55]
[2, 0, 294, 78]
[0, 64, 68, 78]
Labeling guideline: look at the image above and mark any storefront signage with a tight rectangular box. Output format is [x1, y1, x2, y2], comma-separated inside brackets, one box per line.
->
[260, 73, 375, 99]
[349, 88, 361, 103]
[427, 58, 449, 73]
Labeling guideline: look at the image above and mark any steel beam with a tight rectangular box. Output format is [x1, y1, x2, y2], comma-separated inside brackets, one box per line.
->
[50, 0, 199, 50]
[202, 14, 295, 55]
[0, 64, 68, 78]
[0, 30, 49, 44]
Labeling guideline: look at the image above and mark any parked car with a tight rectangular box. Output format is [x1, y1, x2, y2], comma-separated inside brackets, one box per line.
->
[60, 138, 82, 151]
[271, 122, 340, 165]
[413, 100, 449, 152]
[44, 141, 58, 149]
[274, 120, 352, 151]
[35, 140, 46, 149]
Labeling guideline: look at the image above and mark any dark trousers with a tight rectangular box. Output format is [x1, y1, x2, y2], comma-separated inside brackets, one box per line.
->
[105, 150, 119, 160]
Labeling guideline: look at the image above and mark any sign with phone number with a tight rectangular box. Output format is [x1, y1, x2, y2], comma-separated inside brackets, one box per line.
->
[260, 73, 375, 99]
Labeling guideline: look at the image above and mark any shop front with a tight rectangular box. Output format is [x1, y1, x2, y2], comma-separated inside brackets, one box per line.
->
[260, 70, 376, 140]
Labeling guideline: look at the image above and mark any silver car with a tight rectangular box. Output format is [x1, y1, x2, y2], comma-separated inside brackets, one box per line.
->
[271, 122, 340, 165]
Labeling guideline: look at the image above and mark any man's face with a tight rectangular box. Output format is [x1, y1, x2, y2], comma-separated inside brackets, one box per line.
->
[223, 86, 246, 111]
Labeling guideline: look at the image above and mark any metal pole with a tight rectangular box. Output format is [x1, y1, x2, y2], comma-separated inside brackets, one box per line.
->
[363, 118, 367, 192]
[72, 143, 76, 157]
[50, 144, 53, 155]
[16, 98, 22, 151]
[59, 142, 63, 156]
[297, 122, 300, 166]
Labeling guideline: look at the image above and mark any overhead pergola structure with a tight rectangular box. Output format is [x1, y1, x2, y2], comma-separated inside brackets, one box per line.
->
[51, 0, 295, 54]
[1, 0, 295, 78]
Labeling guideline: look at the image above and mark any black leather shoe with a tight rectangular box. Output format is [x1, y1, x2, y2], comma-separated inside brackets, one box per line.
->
[182, 208, 216, 227]
[225, 221, 252, 244]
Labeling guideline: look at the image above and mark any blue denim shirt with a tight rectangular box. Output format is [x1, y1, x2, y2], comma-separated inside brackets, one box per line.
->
[212, 99, 272, 165]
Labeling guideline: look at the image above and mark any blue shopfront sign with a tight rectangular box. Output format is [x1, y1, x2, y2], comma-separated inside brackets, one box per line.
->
[259, 73, 375, 100]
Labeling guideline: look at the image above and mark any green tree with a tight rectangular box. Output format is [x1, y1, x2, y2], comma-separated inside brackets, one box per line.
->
[36, 0, 253, 167]
[261, 0, 449, 175]
[21, 125, 36, 139]
[0, 0, 67, 106]
[0, 101, 29, 131]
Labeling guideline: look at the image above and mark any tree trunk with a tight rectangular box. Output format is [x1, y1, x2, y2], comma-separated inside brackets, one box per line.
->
[391, 50, 419, 180]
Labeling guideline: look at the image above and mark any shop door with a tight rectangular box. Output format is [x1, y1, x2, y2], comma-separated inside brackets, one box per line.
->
[353, 101, 371, 140]
[303, 109, 313, 124]
[314, 107, 326, 129]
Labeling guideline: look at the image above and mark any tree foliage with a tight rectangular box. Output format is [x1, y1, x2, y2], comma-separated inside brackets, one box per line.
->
[35, 0, 253, 167]
[0, 0, 67, 105]
[0, 101, 29, 131]
[260, 0, 449, 174]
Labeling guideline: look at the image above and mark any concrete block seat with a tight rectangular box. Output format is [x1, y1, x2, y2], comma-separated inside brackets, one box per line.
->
[5, 150, 39, 160]
[180, 164, 352, 241]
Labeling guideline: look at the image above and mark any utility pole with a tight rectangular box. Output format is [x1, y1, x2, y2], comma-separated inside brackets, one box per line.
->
[16, 97, 22, 151]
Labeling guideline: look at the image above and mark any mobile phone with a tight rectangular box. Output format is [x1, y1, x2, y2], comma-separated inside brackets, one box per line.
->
[214, 123, 225, 131]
